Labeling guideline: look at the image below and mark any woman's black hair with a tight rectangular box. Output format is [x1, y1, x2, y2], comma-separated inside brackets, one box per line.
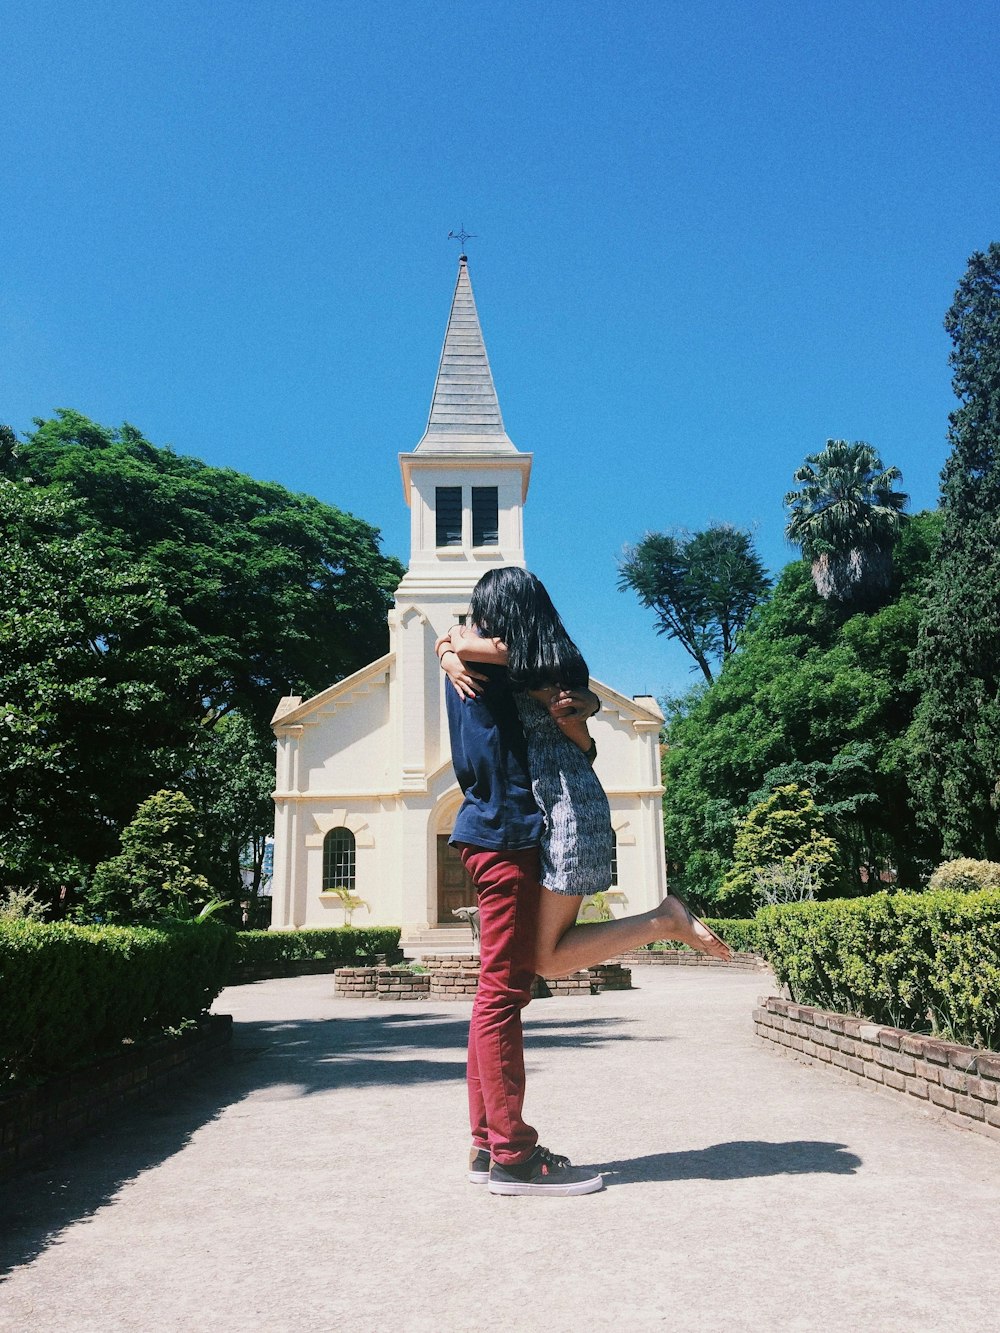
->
[469, 566, 589, 691]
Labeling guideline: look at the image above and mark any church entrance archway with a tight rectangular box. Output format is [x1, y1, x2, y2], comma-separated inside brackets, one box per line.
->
[436, 835, 476, 922]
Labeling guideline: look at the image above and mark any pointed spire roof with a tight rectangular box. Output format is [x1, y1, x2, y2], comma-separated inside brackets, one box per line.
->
[414, 256, 518, 453]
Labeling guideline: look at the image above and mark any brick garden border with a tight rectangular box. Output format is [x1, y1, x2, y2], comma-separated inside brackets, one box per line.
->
[0, 1014, 233, 1178]
[754, 995, 1000, 1144]
[333, 957, 633, 1001]
[616, 949, 770, 973]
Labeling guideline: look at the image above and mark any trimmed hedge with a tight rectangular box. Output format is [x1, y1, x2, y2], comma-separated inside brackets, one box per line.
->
[233, 927, 401, 971]
[0, 919, 235, 1083]
[643, 918, 762, 955]
[756, 890, 1000, 1050]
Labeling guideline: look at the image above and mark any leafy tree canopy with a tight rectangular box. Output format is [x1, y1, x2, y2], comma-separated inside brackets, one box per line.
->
[0, 479, 191, 888]
[17, 410, 405, 725]
[663, 512, 942, 910]
[2, 411, 404, 897]
[618, 524, 770, 682]
[183, 711, 276, 910]
[909, 242, 1000, 858]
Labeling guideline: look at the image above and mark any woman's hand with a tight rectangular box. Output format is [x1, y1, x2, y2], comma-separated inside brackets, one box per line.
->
[547, 687, 600, 722]
[529, 685, 597, 755]
[439, 647, 488, 700]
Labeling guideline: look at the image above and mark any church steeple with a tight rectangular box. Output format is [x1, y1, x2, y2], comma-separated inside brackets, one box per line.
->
[396, 255, 532, 601]
[415, 256, 517, 453]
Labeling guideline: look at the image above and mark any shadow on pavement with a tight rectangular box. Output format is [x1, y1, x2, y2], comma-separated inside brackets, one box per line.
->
[0, 1006, 635, 1277]
[598, 1139, 862, 1184]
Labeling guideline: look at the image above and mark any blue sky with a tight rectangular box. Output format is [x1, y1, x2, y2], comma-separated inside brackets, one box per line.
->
[4, 1, 998, 697]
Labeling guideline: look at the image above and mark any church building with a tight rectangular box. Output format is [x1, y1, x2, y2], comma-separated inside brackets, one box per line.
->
[268, 256, 668, 948]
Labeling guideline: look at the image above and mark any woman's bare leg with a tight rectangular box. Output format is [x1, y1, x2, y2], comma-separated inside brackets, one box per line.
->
[534, 889, 730, 978]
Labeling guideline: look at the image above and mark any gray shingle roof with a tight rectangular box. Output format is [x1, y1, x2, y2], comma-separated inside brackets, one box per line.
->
[414, 257, 518, 453]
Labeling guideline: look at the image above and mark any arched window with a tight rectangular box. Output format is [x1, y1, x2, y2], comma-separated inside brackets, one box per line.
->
[610, 832, 619, 887]
[323, 827, 356, 892]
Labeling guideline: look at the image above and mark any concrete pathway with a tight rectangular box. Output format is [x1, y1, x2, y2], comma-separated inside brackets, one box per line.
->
[2, 968, 1000, 1332]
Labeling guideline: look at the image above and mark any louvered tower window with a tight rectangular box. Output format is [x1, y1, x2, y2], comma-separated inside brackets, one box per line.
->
[472, 487, 499, 547]
[435, 487, 463, 547]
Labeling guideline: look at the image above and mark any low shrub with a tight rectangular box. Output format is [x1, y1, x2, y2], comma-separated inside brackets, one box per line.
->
[233, 926, 401, 971]
[927, 858, 1000, 894]
[0, 919, 235, 1083]
[0, 887, 47, 921]
[709, 917, 763, 954]
[756, 890, 1000, 1049]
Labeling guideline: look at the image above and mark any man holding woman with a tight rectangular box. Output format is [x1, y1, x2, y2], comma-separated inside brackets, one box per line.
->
[437, 567, 730, 1197]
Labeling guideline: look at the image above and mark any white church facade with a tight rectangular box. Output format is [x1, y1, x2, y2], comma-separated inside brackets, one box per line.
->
[268, 256, 667, 946]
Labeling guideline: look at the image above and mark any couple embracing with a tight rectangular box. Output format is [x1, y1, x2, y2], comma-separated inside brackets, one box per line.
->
[437, 566, 730, 1198]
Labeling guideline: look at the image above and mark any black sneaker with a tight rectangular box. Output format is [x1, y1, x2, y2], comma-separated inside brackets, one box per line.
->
[488, 1145, 603, 1196]
[468, 1147, 491, 1184]
[469, 1144, 570, 1184]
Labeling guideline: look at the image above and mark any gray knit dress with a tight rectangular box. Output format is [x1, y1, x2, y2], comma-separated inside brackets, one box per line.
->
[514, 693, 613, 896]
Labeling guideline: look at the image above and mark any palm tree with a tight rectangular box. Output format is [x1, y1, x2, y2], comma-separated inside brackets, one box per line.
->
[784, 440, 907, 604]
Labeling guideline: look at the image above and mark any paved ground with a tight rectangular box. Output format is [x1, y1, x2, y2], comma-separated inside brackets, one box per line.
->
[2, 967, 1000, 1332]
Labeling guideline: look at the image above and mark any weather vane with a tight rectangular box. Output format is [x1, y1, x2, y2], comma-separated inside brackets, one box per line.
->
[448, 224, 477, 251]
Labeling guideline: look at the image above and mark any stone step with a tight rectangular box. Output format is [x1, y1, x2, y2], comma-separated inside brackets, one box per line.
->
[401, 926, 476, 960]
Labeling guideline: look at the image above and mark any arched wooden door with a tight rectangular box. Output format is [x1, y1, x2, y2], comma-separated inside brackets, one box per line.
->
[437, 835, 477, 922]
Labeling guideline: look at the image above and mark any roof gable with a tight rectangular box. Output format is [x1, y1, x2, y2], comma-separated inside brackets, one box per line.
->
[271, 653, 393, 729]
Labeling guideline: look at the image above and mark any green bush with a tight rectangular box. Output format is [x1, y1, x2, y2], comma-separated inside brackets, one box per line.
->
[0, 887, 47, 921]
[84, 790, 212, 924]
[717, 784, 840, 917]
[233, 926, 401, 970]
[756, 890, 1000, 1049]
[0, 918, 235, 1082]
[708, 917, 763, 954]
[927, 858, 1000, 893]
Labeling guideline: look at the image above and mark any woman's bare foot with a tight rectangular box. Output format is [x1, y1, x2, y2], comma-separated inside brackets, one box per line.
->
[653, 894, 732, 962]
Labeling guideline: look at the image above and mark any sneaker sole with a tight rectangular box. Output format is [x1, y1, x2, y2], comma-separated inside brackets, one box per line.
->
[488, 1174, 604, 1197]
[468, 1171, 490, 1184]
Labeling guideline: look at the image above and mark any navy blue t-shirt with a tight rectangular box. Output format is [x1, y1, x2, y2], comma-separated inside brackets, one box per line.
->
[446, 662, 543, 851]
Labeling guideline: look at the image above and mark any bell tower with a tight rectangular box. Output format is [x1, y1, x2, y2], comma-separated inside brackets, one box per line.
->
[394, 254, 532, 614]
[388, 253, 532, 795]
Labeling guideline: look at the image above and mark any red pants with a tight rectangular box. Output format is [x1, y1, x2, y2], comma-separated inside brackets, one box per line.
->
[460, 845, 541, 1166]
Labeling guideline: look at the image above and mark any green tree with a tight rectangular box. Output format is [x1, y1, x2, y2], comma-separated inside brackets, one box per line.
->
[0, 481, 195, 895]
[83, 790, 212, 923]
[909, 242, 1000, 859]
[784, 439, 908, 605]
[618, 524, 770, 682]
[184, 711, 276, 907]
[662, 513, 942, 908]
[17, 410, 405, 727]
[716, 784, 840, 917]
[2, 411, 404, 897]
